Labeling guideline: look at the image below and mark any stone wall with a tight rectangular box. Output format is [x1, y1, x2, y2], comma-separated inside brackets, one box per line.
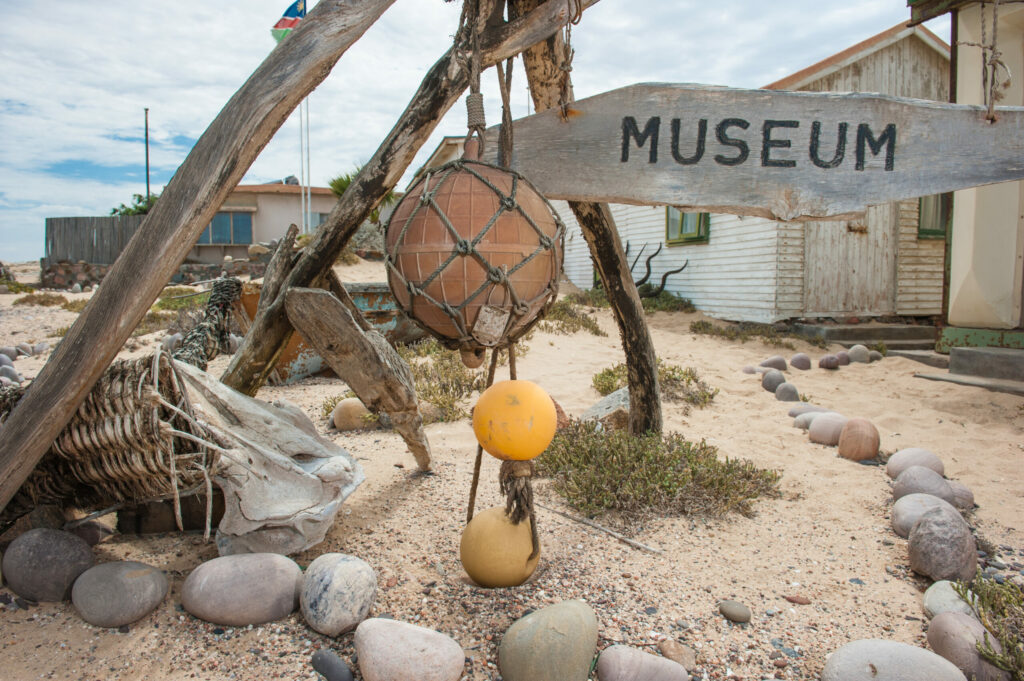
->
[41, 258, 267, 290]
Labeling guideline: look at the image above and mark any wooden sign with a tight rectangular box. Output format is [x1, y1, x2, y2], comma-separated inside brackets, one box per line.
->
[481, 83, 1024, 220]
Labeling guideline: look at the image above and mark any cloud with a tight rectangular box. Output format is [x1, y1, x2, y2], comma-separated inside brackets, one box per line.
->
[0, 0, 949, 263]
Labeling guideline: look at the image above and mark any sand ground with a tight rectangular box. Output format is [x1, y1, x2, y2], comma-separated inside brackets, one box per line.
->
[0, 259, 1022, 681]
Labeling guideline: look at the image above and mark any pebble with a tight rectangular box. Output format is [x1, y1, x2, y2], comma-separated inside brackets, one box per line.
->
[891, 494, 960, 539]
[70, 283, 82, 294]
[740, 365, 756, 374]
[0, 346, 19, 361]
[893, 466, 956, 505]
[72, 561, 168, 628]
[837, 418, 880, 461]
[774, 382, 799, 401]
[869, 350, 884, 362]
[787, 403, 827, 417]
[847, 344, 870, 363]
[887, 448, 945, 479]
[161, 333, 182, 353]
[808, 413, 849, 446]
[790, 353, 811, 370]
[794, 410, 839, 430]
[923, 580, 977, 620]
[1, 528, 94, 602]
[761, 369, 785, 393]
[0, 365, 22, 383]
[835, 351, 851, 365]
[182, 553, 302, 626]
[927, 611, 1010, 681]
[784, 595, 811, 605]
[498, 600, 598, 681]
[821, 639, 967, 681]
[718, 600, 751, 623]
[759, 356, 787, 371]
[819, 354, 840, 370]
[596, 644, 689, 681]
[908, 505, 978, 582]
[69, 520, 116, 546]
[354, 618, 464, 681]
[15, 342, 33, 357]
[331, 397, 374, 431]
[657, 640, 696, 672]
[947, 481, 975, 510]
[301, 553, 377, 636]
[32, 341, 48, 355]
[311, 650, 354, 681]
[0, 353, 12, 368]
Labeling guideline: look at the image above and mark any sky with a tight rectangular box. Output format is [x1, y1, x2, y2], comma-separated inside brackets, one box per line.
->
[0, 0, 949, 263]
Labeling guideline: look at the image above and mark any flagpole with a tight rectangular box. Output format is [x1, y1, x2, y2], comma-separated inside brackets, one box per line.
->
[305, 97, 312, 230]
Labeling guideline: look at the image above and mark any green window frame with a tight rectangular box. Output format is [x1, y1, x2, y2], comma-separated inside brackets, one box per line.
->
[197, 211, 254, 245]
[917, 193, 950, 239]
[666, 207, 710, 244]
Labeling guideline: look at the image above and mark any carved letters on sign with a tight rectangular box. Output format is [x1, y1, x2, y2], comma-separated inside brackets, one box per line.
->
[620, 116, 896, 172]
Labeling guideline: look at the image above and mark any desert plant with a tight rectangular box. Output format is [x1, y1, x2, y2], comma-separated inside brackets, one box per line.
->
[565, 288, 610, 308]
[689, 319, 812, 350]
[61, 299, 89, 313]
[13, 293, 68, 307]
[638, 286, 695, 313]
[954, 573, 1023, 680]
[871, 341, 889, 357]
[536, 420, 781, 525]
[397, 339, 485, 421]
[537, 298, 606, 337]
[592, 360, 718, 412]
[154, 287, 210, 312]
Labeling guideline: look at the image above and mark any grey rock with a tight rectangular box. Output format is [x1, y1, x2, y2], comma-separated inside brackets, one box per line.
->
[0, 353, 13, 368]
[0, 346, 18, 361]
[15, 342, 32, 357]
[72, 561, 168, 628]
[0, 376, 12, 387]
[301, 553, 377, 636]
[161, 333, 182, 353]
[182, 553, 301, 626]
[869, 350, 884, 362]
[740, 365, 756, 374]
[821, 639, 966, 681]
[1, 528, 94, 601]
[923, 581, 978, 620]
[848, 344, 871, 363]
[790, 353, 811, 370]
[581, 388, 630, 431]
[808, 413, 849, 446]
[759, 355, 787, 371]
[788, 403, 827, 417]
[928, 611, 1010, 681]
[892, 494, 959, 539]
[774, 382, 800, 402]
[596, 644, 688, 681]
[819, 354, 840, 370]
[887, 448, 945, 479]
[893, 466, 956, 505]
[836, 351, 851, 365]
[657, 640, 696, 672]
[311, 650, 354, 681]
[354, 618, 464, 681]
[0, 365, 22, 383]
[499, 600, 598, 681]
[69, 520, 116, 546]
[32, 341, 48, 356]
[718, 600, 751, 623]
[794, 410, 841, 430]
[70, 283, 82, 294]
[909, 505, 978, 582]
[761, 369, 785, 393]
[948, 481, 975, 510]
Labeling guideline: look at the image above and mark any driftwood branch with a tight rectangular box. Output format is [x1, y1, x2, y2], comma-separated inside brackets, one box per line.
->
[0, 0, 396, 513]
[285, 288, 431, 470]
[536, 503, 664, 554]
[222, 0, 603, 397]
[260, 224, 300, 314]
[511, 0, 662, 435]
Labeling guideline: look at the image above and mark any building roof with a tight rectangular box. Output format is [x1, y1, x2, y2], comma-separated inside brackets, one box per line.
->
[763, 22, 949, 91]
[908, 0, 972, 26]
[233, 183, 335, 196]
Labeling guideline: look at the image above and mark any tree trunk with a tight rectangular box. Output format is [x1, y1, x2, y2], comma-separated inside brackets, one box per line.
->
[510, 0, 662, 435]
[221, 0, 603, 396]
[0, 0, 396, 513]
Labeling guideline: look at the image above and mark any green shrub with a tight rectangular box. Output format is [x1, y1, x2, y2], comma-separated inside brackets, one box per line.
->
[536, 420, 781, 524]
[638, 286, 695, 313]
[689, 320, 811, 350]
[954, 574, 1023, 680]
[13, 293, 68, 307]
[62, 299, 89, 313]
[397, 340, 484, 421]
[132, 311, 177, 337]
[871, 341, 889, 357]
[566, 288, 609, 308]
[537, 298, 606, 337]
[154, 287, 210, 312]
[591, 360, 718, 413]
[1, 280, 34, 293]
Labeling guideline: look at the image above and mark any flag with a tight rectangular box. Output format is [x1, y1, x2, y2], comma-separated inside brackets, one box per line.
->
[271, 0, 306, 43]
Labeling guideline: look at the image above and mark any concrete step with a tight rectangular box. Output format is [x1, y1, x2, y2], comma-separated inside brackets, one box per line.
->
[887, 350, 950, 369]
[950, 346, 1024, 382]
[838, 339, 937, 351]
[792, 323, 937, 343]
[915, 371, 1024, 397]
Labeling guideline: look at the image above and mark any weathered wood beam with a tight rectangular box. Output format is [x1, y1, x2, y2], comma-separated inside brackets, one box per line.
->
[510, 0, 662, 435]
[222, 0, 602, 396]
[0, 0, 397, 513]
[285, 288, 431, 471]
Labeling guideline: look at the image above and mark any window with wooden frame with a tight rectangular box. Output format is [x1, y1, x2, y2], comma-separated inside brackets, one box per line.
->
[197, 211, 254, 245]
[666, 207, 709, 244]
[917, 193, 950, 239]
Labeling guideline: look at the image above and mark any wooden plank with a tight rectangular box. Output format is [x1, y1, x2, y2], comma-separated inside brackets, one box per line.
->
[285, 287, 431, 471]
[0, 0, 397, 514]
[482, 83, 1024, 220]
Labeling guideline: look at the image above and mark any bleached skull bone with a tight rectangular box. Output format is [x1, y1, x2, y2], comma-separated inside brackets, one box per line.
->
[173, 361, 364, 556]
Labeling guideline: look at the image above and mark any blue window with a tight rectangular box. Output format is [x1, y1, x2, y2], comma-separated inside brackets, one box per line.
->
[200, 212, 254, 245]
[198, 225, 212, 244]
[210, 213, 232, 243]
[232, 213, 253, 244]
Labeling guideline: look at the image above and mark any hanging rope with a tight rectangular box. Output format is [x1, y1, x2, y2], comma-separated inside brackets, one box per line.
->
[466, 348, 500, 523]
[460, 0, 487, 157]
[959, 0, 1011, 122]
[496, 56, 515, 168]
[558, 0, 583, 120]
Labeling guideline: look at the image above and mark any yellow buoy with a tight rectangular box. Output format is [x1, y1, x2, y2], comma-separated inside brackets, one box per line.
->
[472, 379, 556, 461]
[459, 506, 539, 588]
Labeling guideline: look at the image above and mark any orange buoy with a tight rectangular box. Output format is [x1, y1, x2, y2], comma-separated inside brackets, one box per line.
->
[472, 380, 556, 461]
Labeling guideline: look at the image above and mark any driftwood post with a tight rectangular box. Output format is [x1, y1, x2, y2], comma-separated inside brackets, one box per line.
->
[0, 0, 396, 513]
[222, 0, 602, 396]
[510, 0, 662, 435]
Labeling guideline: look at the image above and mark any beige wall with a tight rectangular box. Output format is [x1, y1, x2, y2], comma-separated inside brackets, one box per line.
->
[250, 192, 337, 243]
[949, 4, 1024, 328]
